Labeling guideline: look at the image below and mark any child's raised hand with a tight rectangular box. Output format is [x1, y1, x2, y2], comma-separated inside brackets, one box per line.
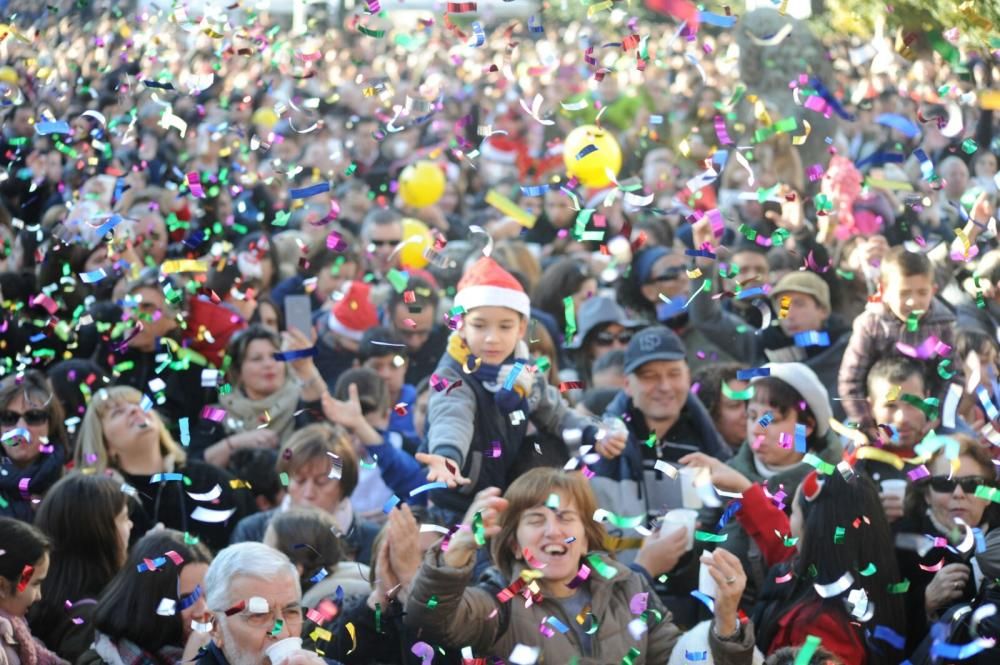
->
[320, 384, 366, 432]
[415, 452, 471, 488]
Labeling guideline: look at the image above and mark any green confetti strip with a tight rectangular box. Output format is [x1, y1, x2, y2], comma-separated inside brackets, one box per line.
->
[721, 382, 754, 401]
[975, 485, 1000, 503]
[695, 531, 728, 543]
[472, 510, 486, 546]
[270, 619, 284, 637]
[803, 453, 836, 475]
[586, 554, 618, 580]
[833, 527, 845, 544]
[859, 562, 877, 577]
[794, 635, 822, 665]
[563, 296, 577, 344]
[888, 579, 910, 594]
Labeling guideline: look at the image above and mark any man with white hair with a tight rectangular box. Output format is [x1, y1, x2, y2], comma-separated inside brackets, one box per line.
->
[196, 542, 336, 665]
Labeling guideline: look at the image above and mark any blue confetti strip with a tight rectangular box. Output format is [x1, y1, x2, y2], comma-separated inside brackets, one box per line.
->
[520, 185, 549, 197]
[409, 481, 449, 497]
[272, 347, 318, 361]
[793, 331, 831, 347]
[94, 215, 124, 238]
[137, 556, 167, 572]
[716, 500, 742, 530]
[854, 151, 905, 170]
[545, 616, 569, 633]
[151, 473, 185, 483]
[735, 286, 767, 300]
[809, 77, 855, 121]
[35, 121, 72, 135]
[382, 494, 401, 513]
[178, 584, 202, 610]
[737, 367, 770, 380]
[794, 424, 808, 453]
[697, 11, 736, 28]
[290, 182, 331, 200]
[875, 114, 920, 139]
[691, 590, 714, 612]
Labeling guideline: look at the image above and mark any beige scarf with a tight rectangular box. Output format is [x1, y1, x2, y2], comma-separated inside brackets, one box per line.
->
[217, 377, 301, 441]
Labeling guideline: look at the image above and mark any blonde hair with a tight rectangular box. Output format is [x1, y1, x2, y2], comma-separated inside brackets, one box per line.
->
[75, 385, 187, 472]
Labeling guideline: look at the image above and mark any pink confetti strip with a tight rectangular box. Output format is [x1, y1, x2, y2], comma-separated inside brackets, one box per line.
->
[186, 172, 205, 198]
[803, 95, 831, 116]
[713, 115, 733, 145]
[200, 406, 226, 422]
[164, 550, 185, 566]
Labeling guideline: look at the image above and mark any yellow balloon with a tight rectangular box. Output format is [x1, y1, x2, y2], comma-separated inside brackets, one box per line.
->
[399, 218, 432, 269]
[0, 66, 18, 86]
[398, 161, 446, 208]
[563, 124, 622, 188]
[252, 108, 278, 130]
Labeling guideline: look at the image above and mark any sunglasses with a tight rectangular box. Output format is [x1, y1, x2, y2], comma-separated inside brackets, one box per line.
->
[369, 239, 402, 247]
[594, 330, 634, 346]
[0, 409, 50, 428]
[927, 475, 991, 494]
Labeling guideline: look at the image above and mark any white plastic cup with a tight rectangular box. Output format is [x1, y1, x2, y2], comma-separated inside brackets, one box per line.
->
[679, 466, 705, 509]
[880, 479, 908, 502]
[699, 556, 719, 598]
[663, 508, 698, 551]
[265, 637, 303, 665]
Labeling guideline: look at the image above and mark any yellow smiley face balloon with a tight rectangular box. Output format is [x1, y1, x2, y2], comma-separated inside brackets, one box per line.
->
[563, 124, 622, 188]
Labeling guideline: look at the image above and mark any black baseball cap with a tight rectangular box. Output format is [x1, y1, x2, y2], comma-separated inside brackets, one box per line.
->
[623, 326, 687, 374]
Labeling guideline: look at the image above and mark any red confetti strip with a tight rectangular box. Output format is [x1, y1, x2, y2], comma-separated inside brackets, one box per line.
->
[17, 565, 34, 593]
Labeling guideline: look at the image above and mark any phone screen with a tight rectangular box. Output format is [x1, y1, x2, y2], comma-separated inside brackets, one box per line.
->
[283, 295, 313, 336]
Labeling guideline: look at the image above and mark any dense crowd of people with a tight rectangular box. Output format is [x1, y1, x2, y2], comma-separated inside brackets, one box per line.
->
[1, 1, 999, 664]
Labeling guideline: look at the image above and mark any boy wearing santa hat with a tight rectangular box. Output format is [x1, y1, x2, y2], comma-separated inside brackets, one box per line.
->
[419, 257, 626, 523]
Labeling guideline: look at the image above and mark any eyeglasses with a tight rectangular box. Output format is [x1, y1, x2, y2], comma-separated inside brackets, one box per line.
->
[0, 409, 50, 428]
[220, 600, 305, 629]
[593, 330, 634, 346]
[927, 475, 991, 494]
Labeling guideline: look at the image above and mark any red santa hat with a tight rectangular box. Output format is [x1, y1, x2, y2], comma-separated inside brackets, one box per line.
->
[327, 281, 379, 341]
[479, 135, 522, 165]
[454, 258, 531, 318]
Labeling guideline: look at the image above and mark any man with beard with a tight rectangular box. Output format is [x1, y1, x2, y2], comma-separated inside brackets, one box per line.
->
[197, 543, 337, 665]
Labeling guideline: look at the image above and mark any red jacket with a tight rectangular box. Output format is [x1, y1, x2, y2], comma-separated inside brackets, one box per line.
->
[737, 483, 867, 665]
